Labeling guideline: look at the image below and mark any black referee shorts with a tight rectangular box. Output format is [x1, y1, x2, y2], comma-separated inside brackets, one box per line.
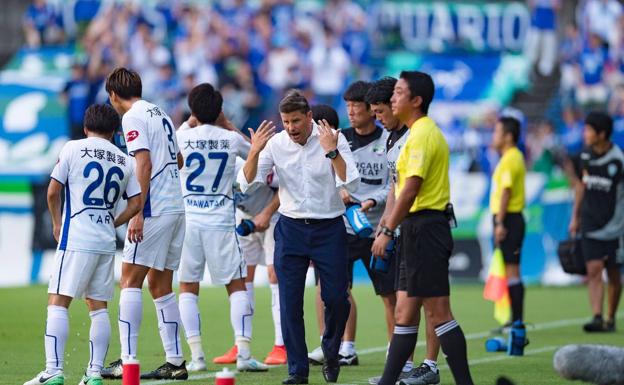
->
[493, 213, 525, 265]
[314, 234, 396, 296]
[397, 210, 453, 298]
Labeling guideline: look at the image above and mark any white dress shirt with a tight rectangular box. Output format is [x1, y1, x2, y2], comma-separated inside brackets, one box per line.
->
[237, 123, 360, 219]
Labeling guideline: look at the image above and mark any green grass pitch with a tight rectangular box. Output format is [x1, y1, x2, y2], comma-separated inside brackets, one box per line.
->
[1, 284, 622, 385]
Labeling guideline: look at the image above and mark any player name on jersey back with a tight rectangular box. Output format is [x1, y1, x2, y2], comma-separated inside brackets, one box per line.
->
[122, 100, 184, 217]
[177, 123, 250, 228]
[51, 137, 141, 254]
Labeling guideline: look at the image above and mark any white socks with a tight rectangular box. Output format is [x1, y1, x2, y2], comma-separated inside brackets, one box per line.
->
[179, 292, 201, 338]
[245, 282, 255, 311]
[154, 292, 183, 366]
[119, 288, 142, 360]
[179, 292, 204, 361]
[270, 283, 283, 346]
[45, 305, 68, 374]
[424, 359, 438, 373]
[230, 290, 253, 358]
[340, 341, 356, 356]
[402, 360, 414, 373]
[87, 309, 111, 376]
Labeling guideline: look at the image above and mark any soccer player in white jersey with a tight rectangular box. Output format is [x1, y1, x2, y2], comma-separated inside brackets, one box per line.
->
[101, 68, 188, 380]
[176, 83, 268, 372]
[211, 159, 285, 366]
[24, 104, 142, 385]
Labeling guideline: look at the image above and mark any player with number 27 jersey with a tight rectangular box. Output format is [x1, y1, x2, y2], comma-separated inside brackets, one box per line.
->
[51, 137, 140, 253]
[122, 99, 184, 216]
[177, 122, 250, 228]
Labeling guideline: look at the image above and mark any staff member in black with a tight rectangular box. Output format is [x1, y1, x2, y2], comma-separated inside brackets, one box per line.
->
[569, 112, 624, 332]
[239, 90, 360, 384]
[371, 71, 474, 385]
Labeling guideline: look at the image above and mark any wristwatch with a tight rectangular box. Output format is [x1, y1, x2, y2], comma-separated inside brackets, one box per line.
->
[325, 148, 340, 159]
[379, 225, 395, 238]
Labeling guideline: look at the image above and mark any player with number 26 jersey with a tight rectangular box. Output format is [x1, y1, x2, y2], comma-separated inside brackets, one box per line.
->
[51, 138, 140, 253]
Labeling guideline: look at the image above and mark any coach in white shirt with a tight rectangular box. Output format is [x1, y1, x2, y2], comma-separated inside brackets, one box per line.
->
[239, 90, 359, 384]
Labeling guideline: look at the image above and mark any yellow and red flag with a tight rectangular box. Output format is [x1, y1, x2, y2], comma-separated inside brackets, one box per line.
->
[483, 248, 511, 325]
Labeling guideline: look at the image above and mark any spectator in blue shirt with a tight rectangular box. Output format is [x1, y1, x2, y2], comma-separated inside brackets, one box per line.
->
[525, 0, 560, 76]
[577, 33, 609, 109]
[23, 0, 64, 47]
[61, 63, 90, 139]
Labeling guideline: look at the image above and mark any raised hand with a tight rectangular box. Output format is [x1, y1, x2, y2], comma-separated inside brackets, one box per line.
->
[317, 119, 340, 153]
[249, 120, 276, 154]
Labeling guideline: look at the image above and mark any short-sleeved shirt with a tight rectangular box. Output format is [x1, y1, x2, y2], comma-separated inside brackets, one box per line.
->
[490, 147, 526, 214]
[395, 116, 450, 213]
[51, 137, 141, 254]
[122, 100, 184, 217]
[577, 145, 624, 239]
[177, 123, 250, 229]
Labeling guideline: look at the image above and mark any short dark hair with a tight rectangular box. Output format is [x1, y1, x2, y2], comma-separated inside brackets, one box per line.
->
[585, 111, 613, 139]
[343, 80, 372, 106]
[188, 83, 223, 125]
[498, 116, 521, 144]
[84, 104, 120, 136]
[311, 104, 340, 129]
[365, 77, 397, 106]
[399, 71, 435, 114]
[105, 67, 142, 100]
[279, 89, 310, 114]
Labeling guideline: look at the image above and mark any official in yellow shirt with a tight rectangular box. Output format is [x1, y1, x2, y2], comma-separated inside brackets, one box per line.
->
[371, 71, 474, 385]
[490, 116, 526, 325]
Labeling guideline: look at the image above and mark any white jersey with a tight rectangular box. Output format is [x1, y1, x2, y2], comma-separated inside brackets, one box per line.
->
[122, 99, 184, 217]
[177, 123, 250, 228]
[51, 137, 141, 254]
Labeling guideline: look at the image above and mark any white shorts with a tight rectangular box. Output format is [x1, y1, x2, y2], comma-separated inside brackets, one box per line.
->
[178, 225, 246, 285]
[123, 213, 185, 271]
[237, 222, 276, 266]
[48, 249, 114, 301]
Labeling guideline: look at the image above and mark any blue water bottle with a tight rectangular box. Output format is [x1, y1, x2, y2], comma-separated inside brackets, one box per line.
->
[370, 239, 395, 273]
[507, 320, 526, 356]
[236, 219, 256, 236]
[485, 337, 507, 352]
[345, 203, 373, 238]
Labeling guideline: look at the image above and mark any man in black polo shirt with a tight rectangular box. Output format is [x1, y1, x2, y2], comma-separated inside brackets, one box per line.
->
[569, 111, 624, 332]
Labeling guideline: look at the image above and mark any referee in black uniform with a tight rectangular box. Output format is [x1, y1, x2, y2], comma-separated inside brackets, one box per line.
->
[371, 71, 474, 385]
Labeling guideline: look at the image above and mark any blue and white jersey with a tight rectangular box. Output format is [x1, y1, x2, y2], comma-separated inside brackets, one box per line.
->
[122, 99, 184, 217]
[177, 123, 250, 229]
[51, 137, 141, 254]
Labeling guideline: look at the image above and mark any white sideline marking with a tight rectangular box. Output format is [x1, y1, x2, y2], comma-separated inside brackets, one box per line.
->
[357, 313, 623, 356]
[141, 313, 622, 384]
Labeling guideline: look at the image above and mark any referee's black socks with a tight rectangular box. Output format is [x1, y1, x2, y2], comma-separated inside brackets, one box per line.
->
[435, 319, 474, 385]
[378, 324, 418, 385]
[508, 278, 524, 322]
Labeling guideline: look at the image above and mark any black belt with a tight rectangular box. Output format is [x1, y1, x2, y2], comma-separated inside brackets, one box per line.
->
[283, 215, 341, 225]
[406, 209, 445, 218]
